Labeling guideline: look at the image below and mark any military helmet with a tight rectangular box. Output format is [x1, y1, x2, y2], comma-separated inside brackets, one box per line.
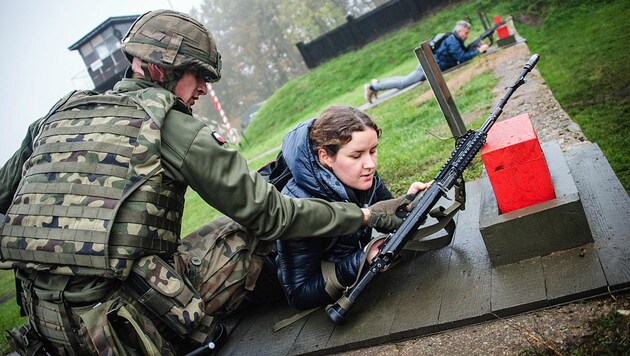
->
[122, 9, 221, 82]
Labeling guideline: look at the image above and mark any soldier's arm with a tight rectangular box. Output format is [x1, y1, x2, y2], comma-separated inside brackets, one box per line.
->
[0, 120, 40, 214]
[161, 114, 364, 241]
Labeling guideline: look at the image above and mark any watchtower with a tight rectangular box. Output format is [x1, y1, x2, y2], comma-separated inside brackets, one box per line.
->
[68, 15, 138, 92]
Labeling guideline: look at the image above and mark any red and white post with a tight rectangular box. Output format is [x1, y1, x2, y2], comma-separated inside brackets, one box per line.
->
[207, 83, 238, 144]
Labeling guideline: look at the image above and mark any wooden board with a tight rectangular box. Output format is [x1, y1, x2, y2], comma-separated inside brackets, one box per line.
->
[564, 143, 630, 289]
[491, 257, 547, 315]
[437, 181, 493, 325]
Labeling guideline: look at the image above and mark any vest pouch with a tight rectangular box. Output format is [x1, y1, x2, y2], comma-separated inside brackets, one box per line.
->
[125, 255, 205, 338]
[79, 297, 175, 356]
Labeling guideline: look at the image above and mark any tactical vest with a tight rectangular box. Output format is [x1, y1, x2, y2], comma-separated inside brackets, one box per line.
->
[0, 87, 185, 280]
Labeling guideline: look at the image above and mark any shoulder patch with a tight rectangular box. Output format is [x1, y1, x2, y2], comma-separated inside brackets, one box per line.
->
[212, 131, 226, 145]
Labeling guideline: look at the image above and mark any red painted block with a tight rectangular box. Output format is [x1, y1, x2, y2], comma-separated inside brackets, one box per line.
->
[493, 15, 510, 39]
[497, 25, 509, 39]
[481, 113, 556, 214]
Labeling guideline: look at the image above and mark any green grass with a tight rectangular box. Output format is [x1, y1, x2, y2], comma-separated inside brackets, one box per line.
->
[238, 0, 511, 156]
[0, 270, 15, 298]
[370, 70, 496, 193]
[574, 305, 630, 354]
[183, 0, 512, 235]
[2, 0, 628, 353]
[0, 270, 24, 355]
[514, 0, 630, 193]
[0, 298, 25, 354]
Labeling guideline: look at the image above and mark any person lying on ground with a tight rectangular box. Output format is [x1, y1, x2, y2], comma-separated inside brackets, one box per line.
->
[363, 20, 489, 103]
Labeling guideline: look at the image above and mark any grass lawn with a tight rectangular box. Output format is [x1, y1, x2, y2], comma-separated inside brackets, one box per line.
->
[515, 0, 630, 193]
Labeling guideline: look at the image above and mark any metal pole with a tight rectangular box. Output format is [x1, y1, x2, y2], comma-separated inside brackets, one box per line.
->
[414, 42, 467, 139]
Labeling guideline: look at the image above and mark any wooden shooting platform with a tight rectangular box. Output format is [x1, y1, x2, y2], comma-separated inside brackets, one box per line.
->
[219, 141, 630, 355]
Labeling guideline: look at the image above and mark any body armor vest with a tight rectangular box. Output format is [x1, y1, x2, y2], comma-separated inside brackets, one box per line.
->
[0, 87, 185, 279]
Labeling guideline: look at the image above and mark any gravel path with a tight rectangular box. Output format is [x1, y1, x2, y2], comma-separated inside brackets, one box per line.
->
[485, 43, 587, 151]
[337, 293, 629, 355]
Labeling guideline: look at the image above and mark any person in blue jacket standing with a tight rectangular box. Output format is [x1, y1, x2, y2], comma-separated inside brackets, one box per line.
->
[363, 20, 489, 103]
[274, 105, 429, 310]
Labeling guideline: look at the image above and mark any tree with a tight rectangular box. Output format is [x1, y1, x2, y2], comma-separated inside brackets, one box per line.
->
[189, 0, 378, 131]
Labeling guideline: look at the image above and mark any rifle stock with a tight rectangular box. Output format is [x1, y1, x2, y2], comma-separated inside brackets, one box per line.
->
[326, 54, 540, 325]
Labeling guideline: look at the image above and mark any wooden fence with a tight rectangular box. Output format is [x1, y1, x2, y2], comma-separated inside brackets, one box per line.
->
[296, 0, 455, 68]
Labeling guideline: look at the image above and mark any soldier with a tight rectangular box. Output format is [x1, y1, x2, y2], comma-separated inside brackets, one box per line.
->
[0, 10, 404, 355]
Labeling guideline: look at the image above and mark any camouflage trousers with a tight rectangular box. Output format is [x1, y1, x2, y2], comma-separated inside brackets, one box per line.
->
[173, 215, 273, 342]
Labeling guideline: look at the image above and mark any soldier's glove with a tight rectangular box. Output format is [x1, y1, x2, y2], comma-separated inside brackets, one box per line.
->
[367, 194, 415, 233]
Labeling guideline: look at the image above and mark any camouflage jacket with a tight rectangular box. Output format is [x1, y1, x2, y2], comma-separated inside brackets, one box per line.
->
[0, 79, 365, 275]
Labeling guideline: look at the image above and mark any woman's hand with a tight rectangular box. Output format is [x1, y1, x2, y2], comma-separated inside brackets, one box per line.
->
[366, 237, 401, 272]
[366, 237, 385, 263]
[407, 180, 432, 195]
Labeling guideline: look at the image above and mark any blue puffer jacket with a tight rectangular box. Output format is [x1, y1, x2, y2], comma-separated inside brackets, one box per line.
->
[275, 119, 393, 310]
[434, 31, 480, 71]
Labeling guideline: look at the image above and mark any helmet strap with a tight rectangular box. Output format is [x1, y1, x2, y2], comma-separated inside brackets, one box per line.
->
[130, 57, 180, 92]
[161, 69, 182, 93]
[131, 57, 153, 81]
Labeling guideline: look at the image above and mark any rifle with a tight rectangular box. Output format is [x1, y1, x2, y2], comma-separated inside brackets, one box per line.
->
[326, 54, 540, 325]
[467, 16, 512, 51]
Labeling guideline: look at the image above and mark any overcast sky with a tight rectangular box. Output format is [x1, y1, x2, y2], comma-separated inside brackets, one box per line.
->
[0, 0, 202, 166]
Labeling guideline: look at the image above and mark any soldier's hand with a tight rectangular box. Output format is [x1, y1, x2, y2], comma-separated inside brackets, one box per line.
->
[365, 194, 414, 232]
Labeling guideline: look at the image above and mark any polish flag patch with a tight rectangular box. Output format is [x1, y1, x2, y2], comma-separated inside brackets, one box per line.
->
[212, 131, 226, 145]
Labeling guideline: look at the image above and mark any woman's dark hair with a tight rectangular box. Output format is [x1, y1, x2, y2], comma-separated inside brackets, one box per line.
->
[309, 105, 381, 157]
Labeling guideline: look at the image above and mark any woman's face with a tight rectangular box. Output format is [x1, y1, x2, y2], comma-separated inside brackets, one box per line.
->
[319, 128, 378, 191]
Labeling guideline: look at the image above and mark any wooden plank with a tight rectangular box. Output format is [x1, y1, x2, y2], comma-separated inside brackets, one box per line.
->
[491, 256, 547, 315]
[288, 309, 335, 355]
[388, 191, 459, 336]
[437, 181, 493, 325]
[220, 309, 262, 355]
[325, 191, 464, 349]
[564, 143, 630, 289]
[542, 243, 608, 303]
[220, 302, 306, 355]
[415, 41, 466, 138]
[223, 142, 630, 355]
[389, 243, 454, 337]
[324, 255, 410, 350]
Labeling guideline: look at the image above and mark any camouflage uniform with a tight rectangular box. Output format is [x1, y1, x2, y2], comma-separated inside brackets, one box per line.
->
[0, 10, 366, 355]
